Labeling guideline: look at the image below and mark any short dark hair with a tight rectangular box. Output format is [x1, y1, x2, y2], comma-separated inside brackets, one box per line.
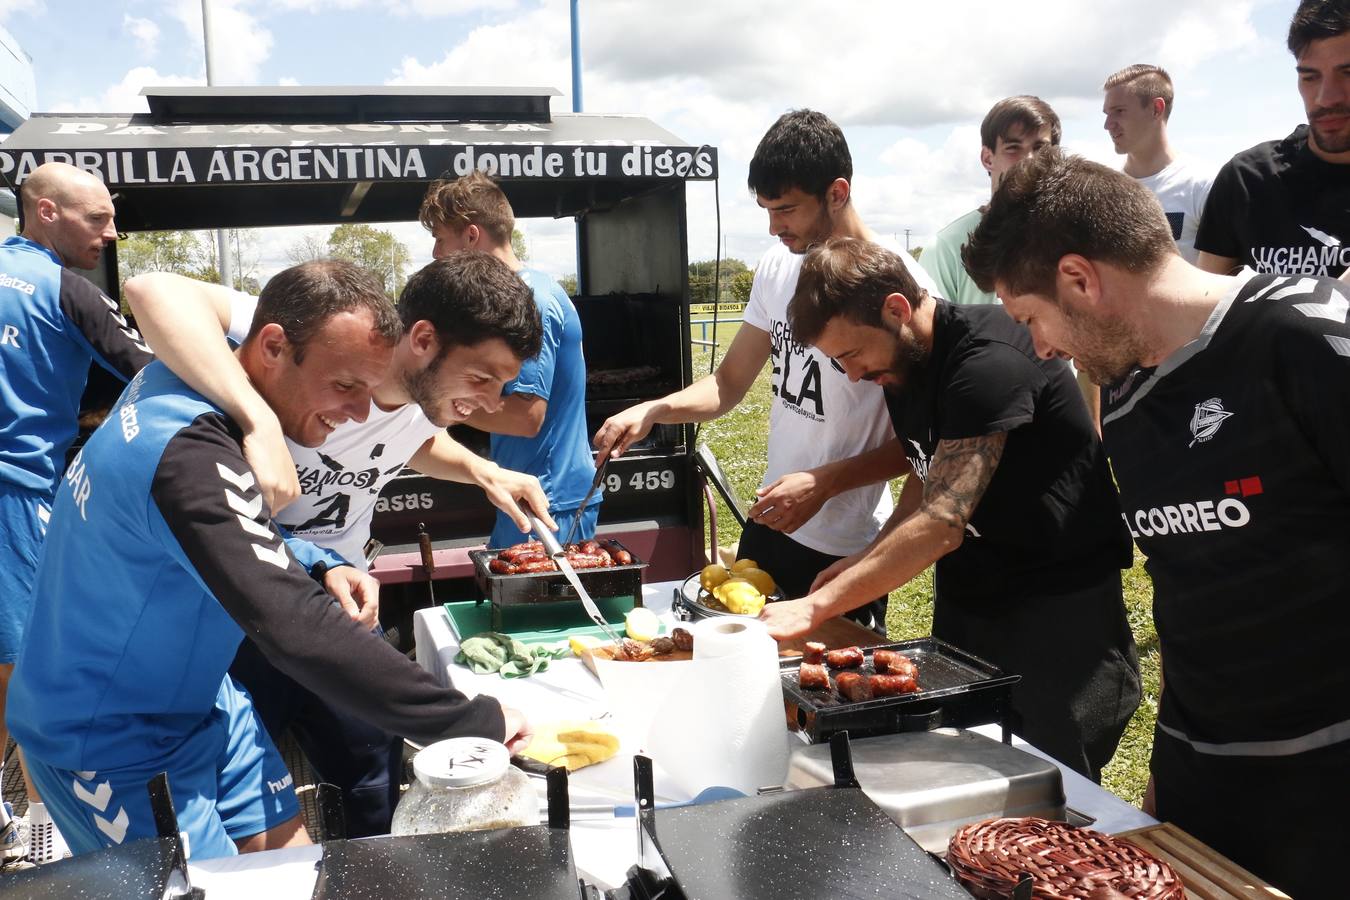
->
[747, 109, 852, 200]
[398, 252, 541, 361]
[980, 96, 1062, 151]
[962, 148, 1176, 299]
[248, 259, 401, 364]
[1288, 0, 1350, 57]
[1103, 64, 1175, 120]
[789, 238, 926, 345]
[419, 170, 515, 246]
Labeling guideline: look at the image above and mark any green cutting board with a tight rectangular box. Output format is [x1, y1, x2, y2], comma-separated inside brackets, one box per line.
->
[442, 595, 653, 646]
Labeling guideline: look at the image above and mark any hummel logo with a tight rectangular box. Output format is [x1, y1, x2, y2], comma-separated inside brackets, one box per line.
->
[217, 462, 288, 569]
[1189, 398, 1233, 447]
[1301, 224, 1342, 247]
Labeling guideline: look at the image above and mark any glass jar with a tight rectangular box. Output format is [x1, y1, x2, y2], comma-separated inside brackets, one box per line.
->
[391, 737, 537, 836]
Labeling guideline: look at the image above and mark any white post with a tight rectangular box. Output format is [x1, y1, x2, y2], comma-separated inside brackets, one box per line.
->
[201, 0, 234, 289]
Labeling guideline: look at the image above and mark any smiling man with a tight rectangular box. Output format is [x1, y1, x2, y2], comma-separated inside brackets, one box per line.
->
[761, 236, 1139, 781]
[8, 260, 531, 861]
[595, 110, 939, 626]
[0, 162, 155, 864]
[124, 253, 546, 837]
[1194, 0, 1350, 278]
[963, 147, 1350, 898]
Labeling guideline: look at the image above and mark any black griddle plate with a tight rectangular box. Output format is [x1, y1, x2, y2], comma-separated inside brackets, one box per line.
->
[644, 787, 971, 899]
[312, 826, 578, 900]
[0, 836, 184, 899]
[782, 637, 1019, 742]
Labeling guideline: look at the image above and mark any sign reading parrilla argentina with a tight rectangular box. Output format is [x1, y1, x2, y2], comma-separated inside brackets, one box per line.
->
[0, 143, 717, 186]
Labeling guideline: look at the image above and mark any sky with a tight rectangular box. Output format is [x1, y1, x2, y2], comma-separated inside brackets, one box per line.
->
[0, 0, 1312, 284]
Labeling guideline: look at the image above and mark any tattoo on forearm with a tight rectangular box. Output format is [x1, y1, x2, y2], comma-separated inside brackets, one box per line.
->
[920, 434, 1006, 532]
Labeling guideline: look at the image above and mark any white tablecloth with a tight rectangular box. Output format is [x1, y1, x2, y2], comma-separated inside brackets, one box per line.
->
[414, 579, 1157, 888]
[187, 578, 1156, 895]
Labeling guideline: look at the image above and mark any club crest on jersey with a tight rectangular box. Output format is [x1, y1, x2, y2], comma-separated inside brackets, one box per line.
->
[1189, 398, 1233, 447]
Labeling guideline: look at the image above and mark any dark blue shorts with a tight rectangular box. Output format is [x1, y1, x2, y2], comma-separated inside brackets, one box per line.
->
[0, 483, 49, 663]
[24, 676, 299, 860]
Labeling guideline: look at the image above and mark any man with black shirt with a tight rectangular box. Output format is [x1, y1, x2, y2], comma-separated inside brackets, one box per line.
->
[762, 237, 1140, 781]
[1194, 0, 1350, 278]
[963, 147, 1350, 898]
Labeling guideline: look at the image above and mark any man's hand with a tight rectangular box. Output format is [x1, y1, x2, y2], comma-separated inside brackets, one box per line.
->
[241, 415, 300, 514]
[502, 705, 533, 754]
[747, 468, 835, 533]
[592, 402, 656, 461]
[480, 464, 557, 536]
[758, 596, 824, 640]
[810, 553, 860, 593]
[323, 566, 381, 631]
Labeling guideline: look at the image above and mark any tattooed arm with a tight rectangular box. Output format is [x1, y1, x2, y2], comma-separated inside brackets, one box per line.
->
[760, 434, 1006, 639]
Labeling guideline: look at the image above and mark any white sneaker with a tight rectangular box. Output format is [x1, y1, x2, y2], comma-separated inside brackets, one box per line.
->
[0, 817, 28, 865]
[25, 803, 70, 864]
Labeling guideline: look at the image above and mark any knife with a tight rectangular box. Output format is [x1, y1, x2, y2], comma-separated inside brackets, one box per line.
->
[528, 510, 624, 646]
[562, 454, 611, 547]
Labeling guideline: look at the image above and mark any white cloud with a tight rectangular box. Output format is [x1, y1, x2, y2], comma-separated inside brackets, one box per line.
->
[171, 0, 272, 84]
[50, 66, 203, 113]
[0, 0, 40, 21]
[267, 0, 506, 15]
[123, 14, 160, 56]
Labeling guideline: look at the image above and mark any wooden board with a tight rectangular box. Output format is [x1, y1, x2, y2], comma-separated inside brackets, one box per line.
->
[579, 615, 884, 675]
[1116, 823, 1291, 899]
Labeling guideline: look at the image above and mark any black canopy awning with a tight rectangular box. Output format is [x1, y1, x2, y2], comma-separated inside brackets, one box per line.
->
[0, 86, 718, 231]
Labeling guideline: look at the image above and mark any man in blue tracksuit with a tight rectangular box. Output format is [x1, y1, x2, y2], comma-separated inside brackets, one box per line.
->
[7, 260, 529, 860]
[419, 171, 600, 548]
[0, 162, 154, 862]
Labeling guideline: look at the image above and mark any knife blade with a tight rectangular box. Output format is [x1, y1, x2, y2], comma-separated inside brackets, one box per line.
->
[529, 511, 624, 646]
[562, 454, 610, 547]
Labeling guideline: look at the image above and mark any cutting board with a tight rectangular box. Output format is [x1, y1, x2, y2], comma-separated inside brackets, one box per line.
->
[579, 615, 884, 674]
[1117, 823, 1291, 899]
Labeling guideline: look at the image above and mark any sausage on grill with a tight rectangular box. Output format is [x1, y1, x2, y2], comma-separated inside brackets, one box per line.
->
[836, 671, 873, 702]
[802, 642, 826, 665]
[871, 650, 918, 678]
[869, 673, 920, 696]
[798, 663, 830, 691]
[601, 540, 633, 566]
[825, 646, 865, 669]
[488, 558, 518, 575]
[515, 559, 558, 573]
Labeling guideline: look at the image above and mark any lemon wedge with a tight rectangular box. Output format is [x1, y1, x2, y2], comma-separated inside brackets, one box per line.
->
[568, 634, 604, 657]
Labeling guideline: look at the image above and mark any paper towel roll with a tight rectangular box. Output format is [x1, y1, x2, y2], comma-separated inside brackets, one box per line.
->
[595, 617, 791, 796]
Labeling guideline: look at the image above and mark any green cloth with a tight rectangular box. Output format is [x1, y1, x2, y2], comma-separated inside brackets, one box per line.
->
[455, 632, 569, 678]
[920, 207, 997, 307]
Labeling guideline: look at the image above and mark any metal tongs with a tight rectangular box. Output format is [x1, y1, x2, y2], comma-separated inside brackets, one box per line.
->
[562, 453, 611, 547]
[526, 508, 624, 646]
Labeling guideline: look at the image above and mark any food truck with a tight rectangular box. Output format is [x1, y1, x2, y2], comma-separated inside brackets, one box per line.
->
[0, 85, 719, 641]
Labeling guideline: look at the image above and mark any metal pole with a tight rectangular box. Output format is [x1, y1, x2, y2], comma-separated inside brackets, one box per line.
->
[201, 0, 234, 289]
[569, 0, 583, 113]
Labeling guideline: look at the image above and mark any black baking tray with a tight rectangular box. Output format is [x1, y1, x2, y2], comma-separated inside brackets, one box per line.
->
[311, 826, 586, 899]
[471, 541, 647, 608]
[780, 637, 1020, 743]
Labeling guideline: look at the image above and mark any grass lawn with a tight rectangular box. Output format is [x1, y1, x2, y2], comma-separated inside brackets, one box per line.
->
[691, 323, 1159, 807]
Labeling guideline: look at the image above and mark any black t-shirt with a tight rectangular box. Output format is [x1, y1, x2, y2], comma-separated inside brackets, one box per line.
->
[1194, 125, 1350, 276]
[1102, 273, 1350, 748]
[885, 303, 1131, 602]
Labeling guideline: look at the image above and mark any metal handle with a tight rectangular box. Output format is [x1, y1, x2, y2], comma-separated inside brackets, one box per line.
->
[531, 514, 564, 557]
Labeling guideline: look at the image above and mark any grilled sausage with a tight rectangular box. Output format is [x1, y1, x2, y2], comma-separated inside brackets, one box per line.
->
[500, 541, 544, 562]
[836, 671, 873, 702]
[579, 539, 602, 555]
[601, 540, 633, 566]
[871, 649, 918, 678]
[825, 646, 865, 669]
[798, 662, 830, 691]
[802, 641, 827, 665]
[671, 627, 694, 652]
[869, 673, 920, 696]
[488, 558, 518, 575]
[564, 552, 610, 569]
[508, 552, 550, 567]
[515, 559, 558, 573]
